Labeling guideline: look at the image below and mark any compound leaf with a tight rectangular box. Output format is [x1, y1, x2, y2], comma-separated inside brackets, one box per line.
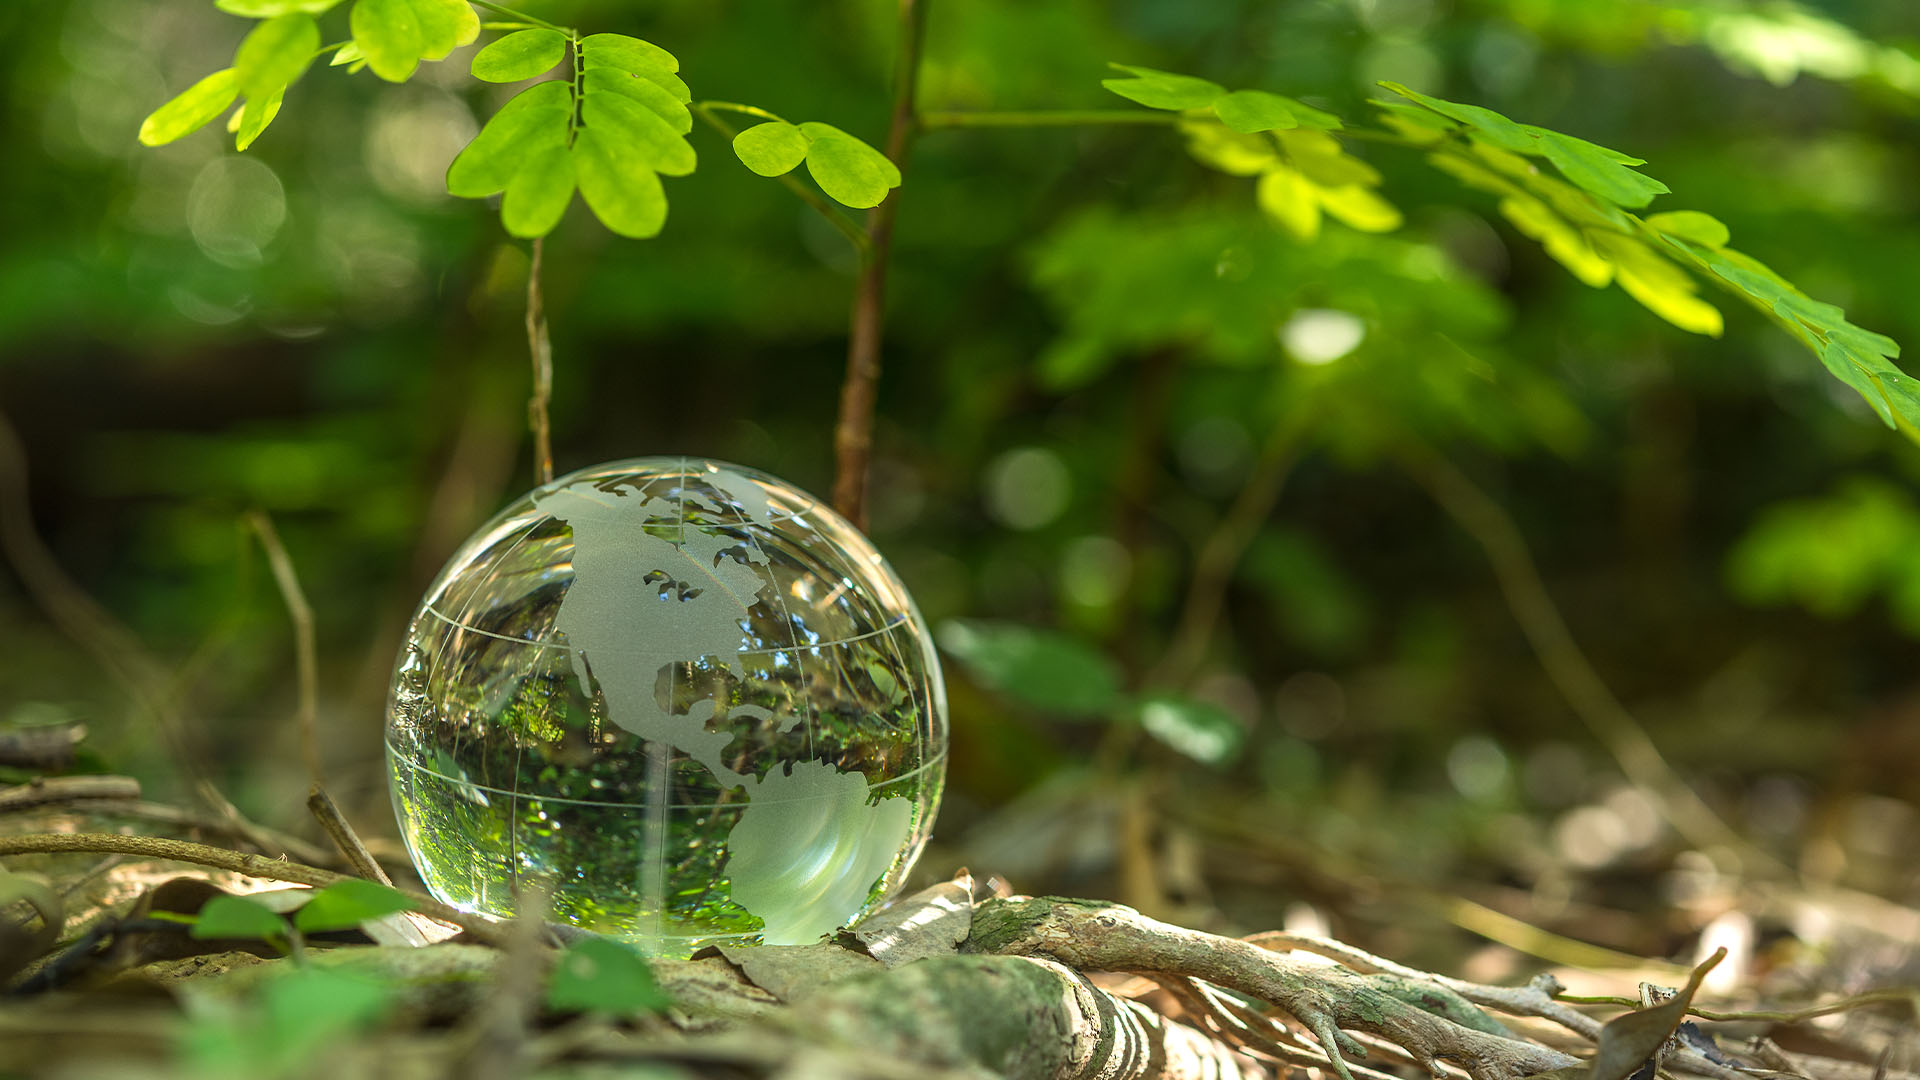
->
[470, 27, 566, 83]
[573, 128, 667, 238]
[1212, 89, 1298, 133]
[797, 122, 899, 208]
[1379, 81, 1535, 152]
[139, 69, 241, 147]
[446, 80, 570, 197]
[732, 120, 809, 177]
[234, 12, 319, 98]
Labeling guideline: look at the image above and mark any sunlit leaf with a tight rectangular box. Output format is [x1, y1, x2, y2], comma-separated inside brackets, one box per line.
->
[1212, 89, 1298, 133]
[1316, 183, 1402, 232]
[446, 81, 570, 197]
[579, 33, 678, 74]
[1135, 694, 1244, 766]
[732, 120, 810, 177]
[584, 90, 696, 176]
[1530, 129, 1669, 208]
[1496, 195, 1613, 288]
[1277, 128, 1380, 188]
[1257, 165, 1320, 241]
[573, 128, 667, 238]
[1379, 80, 1536, 152]
[470, 28, 566, 83]
[583, 68, 690, 133]
[1179, 118, 1279, 176]
[547, 936, 671, 1014]
[501, 142, 576, 237]
[1645, 210, 1730, 248]
[217, 0, 344, 14]
[139, 69, 242, 147]
[936, 620, 1123, 718]
[329, 41, 364, 67]
[234, 88, 286, 151]
[191, 894, 287, 943]
[797, 122, 900, 209]
[1101, 63, 1224, 110]
[290, 879, 415, 934]
[234, 13, 319, 98]
[351, 0, 478, 83]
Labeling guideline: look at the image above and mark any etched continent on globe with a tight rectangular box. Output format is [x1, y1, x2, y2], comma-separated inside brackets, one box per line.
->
[386, 459, 947, 953]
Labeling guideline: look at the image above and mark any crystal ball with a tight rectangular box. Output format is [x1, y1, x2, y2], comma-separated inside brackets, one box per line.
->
[385, 458, 947, 953]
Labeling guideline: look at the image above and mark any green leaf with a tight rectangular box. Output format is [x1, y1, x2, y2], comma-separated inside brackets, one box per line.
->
[573, 128, 667, 238]
[1257, 165, 1320, 241]
[937, 620, 1123, 718]
[217, 0, 344, 14]
[1529, 129, 1669, 209]
[139, 69, 241, 147]
[578, 34, 689, 101]
[797, 122, 899, 209]
[1276, 128, 1380, 187]
[330, 41, 364, 67]
[1379, 81, 1536, 153]
[446, 81, 570, 197]
[582, 68, 690, 133]
[1645, 210, 1731, 249]
[191, 894, 288, 943]
[1135, 695, 1244, 766]
[547, 936, 671, 1014]
[234, 88, 285, 151]
[579, 33, 678, 74]
[1179, 118, 1279, 176]
[470, 28, 566, 82]
[351, 0, 479, 83]
[1316, 183, 1402, 233]
[1211, 89, 1298, 133]
[583, 90, 696, 177]
[732, 120, 810, 177]
[290, 879, 415, 934]
[501, 142, 576, 238]
[234, 12, 319, 99]
[1101, 63, 1225, 110]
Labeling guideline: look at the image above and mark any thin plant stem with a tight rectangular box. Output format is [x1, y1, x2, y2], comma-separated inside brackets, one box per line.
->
[918, 109, 1179, 129]
[526, 236, 554, 486]
[468, 0, 569, 34]
[697, 100, 787, 124]
[689, 103, 871, 258]
[245, 511, 322, 791]
[0, 832, 508, 946]
[832, 0, 928, 529]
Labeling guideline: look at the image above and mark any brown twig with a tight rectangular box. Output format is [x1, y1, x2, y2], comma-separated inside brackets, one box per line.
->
[831, 0, 928, 530]
[0, 724, 84, 770]
[0, 775, 141, 812]
[527, 235, 554, 487]
[245, 511, 323, 791]
[306, 784, 392, 886]
[84, 799, 336, 867]
[0, 832, 506, 946]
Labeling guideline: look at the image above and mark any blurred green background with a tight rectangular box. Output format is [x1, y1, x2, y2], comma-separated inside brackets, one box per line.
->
[2, 0, 1918, 971]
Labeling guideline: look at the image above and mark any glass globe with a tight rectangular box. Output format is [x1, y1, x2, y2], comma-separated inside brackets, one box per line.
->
[386, 458, 947, 954]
